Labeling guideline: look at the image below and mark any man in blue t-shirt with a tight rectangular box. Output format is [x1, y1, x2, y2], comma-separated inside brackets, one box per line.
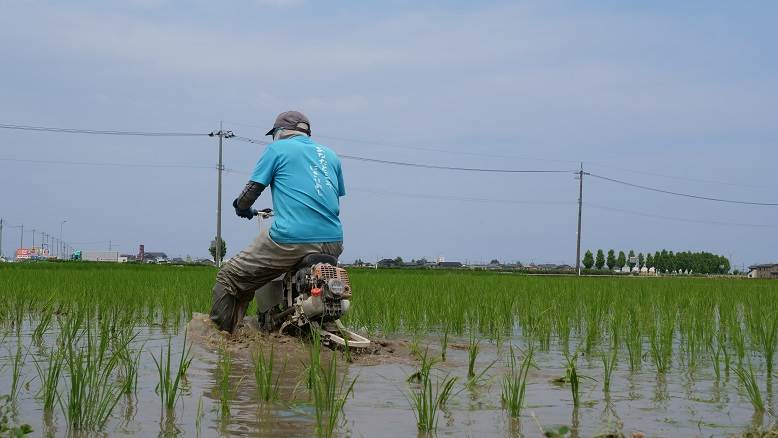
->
[209, 111, 346, 333]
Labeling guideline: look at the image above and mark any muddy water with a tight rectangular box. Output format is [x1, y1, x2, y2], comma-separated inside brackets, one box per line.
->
[0, 315, 774, 437]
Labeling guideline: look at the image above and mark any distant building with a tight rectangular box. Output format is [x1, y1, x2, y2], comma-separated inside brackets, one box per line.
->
[82, 251, 119, 262]
[748, 264, 778, 279]
[436, 261, 463, 269]
[144, 252, 169, 264]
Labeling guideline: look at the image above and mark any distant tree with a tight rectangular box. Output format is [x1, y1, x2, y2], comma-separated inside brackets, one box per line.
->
[209, 237, 226, 261]
[595, 249, 605, 270]
[637, 252, 645, 269]
[582, 250, 594, 270]
[354, 258, 364, 265]
[490, 259, 500, 265]
[646, 253, 654, 269]
[654, 251, 663, 272]
[627, 250, 636, 269]
[617, 251, 626, 269]
[393, 256, 404, 265]
[418, 257, 429, 265]
[606, 250, 616, 270]
[659, 249, 669, 273]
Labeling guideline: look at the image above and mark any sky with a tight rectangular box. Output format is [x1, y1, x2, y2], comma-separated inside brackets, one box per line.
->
[1, 0, 777, 269]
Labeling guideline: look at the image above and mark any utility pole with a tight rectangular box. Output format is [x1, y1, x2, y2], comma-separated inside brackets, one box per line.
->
[31, 228, 36, 250]
[575, 163, 584, 276]
[19, 224, 23, 249]
[0, 218, 3, 258]
[209, 122, 234, 267]
[60, 220, 67, 260]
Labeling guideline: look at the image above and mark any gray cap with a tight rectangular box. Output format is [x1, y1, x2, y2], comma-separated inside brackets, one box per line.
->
[265, 111, 311, 136]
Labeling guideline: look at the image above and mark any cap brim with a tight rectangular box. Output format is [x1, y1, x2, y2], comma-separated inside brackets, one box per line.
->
[265, 128, 275, 136]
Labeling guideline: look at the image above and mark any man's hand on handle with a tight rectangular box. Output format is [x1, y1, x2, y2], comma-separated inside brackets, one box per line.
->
[233, 199, 255, 220]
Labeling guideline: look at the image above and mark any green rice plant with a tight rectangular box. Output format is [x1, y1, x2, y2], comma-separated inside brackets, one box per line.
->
[734, 363, 764, 412]
[195, 396, 204, 438]
[564, 352, 582, 406]
[32, 305, 54, 344]
[749, 311, 778, 375]
[216, 344, 234, 418]
[252, 343, 286, 403]
[60, 322, 127, 431]
[501, 345, 534, 417]
[311, 353, 357, 438]
[33, 349, 64, 412]
[9, 338, 27, 401]
[406, 349, 456, 432]
[440, 327, 449, 362]
[601, 347, 617, 393]
[116, 328, 142, 395]
[625, 311, 642, 372]
[151, 333, 193, 411]
[467, 331, 479, 379]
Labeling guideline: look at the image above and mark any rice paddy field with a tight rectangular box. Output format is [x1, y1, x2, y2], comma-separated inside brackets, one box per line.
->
[1, 262, 777, 437]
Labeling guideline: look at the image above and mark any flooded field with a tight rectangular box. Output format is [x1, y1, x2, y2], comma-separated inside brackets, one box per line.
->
[1, 263, 776, 436]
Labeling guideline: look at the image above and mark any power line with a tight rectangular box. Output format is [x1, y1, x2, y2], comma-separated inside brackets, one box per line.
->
[0, 123, 207, 137]
[587, 162, 778, 191]
[232, 135, 270, 145]
[586, 202, 778, 229]
[338, 155, 573, 173]
[587, 173, 778, 206]
[227, 134, 574, 173]
[0, 157, 214, 169]
[349, 187, 575, 206]
[223, 119, 579, 164]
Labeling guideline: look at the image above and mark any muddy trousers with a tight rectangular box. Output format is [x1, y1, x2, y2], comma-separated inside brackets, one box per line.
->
[210, 229, 343, 333]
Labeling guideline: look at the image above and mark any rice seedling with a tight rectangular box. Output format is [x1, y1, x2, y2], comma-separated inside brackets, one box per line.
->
[33, 349, 64, 412]
[440, 327, 449, 362]
[624, 311, 642, 373]
[151, 333, 192, 411]
[32, 305, 54, 344]
[734, 363, 765, 412]
[601, 347, 617, 394]
[563, 352, 588, 407]
[60, 321, 128, 431]
[501, 345, 534, 417]
[216, 344, 234, 418]
[9, 339, 27, 402]
[467, 331, 479, 379]
[252, 343, 286, 403]
[195, 396, 204, 438]
[406, 349, 457, 432]
[311, 353, 357, 438]
[116, 328, 142, 395]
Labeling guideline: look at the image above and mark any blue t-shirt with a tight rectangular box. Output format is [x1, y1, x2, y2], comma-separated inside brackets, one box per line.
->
[249, 135, 345, 243]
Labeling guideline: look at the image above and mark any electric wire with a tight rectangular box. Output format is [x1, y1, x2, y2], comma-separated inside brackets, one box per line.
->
[0, 157, 215, 169]
[0, 123, 207, 137]
[586, 203, 778, 229]
[587, 173, 778, 206]
[338, 154, 574, 173]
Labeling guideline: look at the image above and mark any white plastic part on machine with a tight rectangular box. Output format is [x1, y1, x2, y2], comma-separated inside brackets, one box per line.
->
[313, 320, 371, 349]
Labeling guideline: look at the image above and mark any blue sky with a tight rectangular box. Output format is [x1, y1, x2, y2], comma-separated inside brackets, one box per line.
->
[1, 1, 777, 268]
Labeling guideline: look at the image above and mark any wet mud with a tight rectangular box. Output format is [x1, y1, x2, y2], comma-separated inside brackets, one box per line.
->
[187, 312, 415, 366]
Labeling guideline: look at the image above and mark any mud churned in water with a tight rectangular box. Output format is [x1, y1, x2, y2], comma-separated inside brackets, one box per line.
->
[187, 312, 414, 366]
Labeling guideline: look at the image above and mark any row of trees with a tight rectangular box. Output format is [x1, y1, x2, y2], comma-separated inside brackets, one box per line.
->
[582, 249, 730, 274]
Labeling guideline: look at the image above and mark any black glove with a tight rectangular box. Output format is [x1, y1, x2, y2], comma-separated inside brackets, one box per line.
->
[233, 199, 255, 220]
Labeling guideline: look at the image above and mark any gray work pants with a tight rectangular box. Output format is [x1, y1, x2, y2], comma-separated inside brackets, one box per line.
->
[210, 229, 343, 333]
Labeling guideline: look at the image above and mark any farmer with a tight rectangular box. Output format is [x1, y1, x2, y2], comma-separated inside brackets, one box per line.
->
[209, 111, 346, 333]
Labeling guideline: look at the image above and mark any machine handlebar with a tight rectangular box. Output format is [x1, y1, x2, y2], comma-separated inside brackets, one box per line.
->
[252, 208, 274, 219]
